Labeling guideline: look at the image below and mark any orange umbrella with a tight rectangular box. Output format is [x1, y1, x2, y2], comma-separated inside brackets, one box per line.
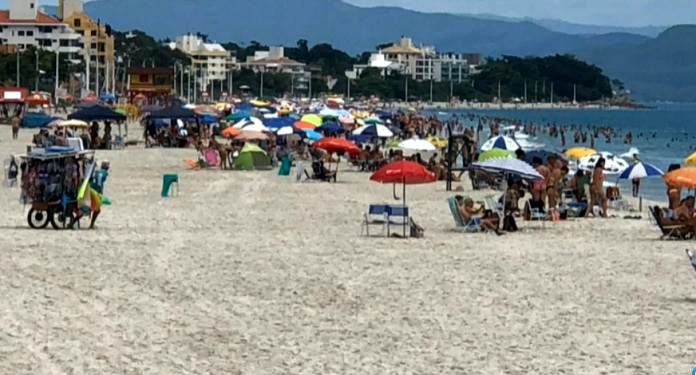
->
[294, 121, 315, 130]
[235, 131, 269, 141]
[221, 127, 240, 138]
[663, 167, 696, 189]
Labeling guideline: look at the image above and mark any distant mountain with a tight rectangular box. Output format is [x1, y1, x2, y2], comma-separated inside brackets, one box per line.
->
[465, 13, 666, 37]
[75, 0, 649, 57]
[574, 25, 696, 101]
[48, 0, 690, 100]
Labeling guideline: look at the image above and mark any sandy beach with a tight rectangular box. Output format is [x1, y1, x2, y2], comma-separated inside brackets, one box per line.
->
[1, 128, 695, 374]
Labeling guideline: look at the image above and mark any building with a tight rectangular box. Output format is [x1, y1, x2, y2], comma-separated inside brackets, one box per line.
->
[0, 0, 81, 57]
[344, 52, 402, 79]
[168, 34, 234, 90]
[242, 46, 305, 74]
[125, 67, 173, 103]
[351, 36, 477, 83]
[58, 0, 115, 94]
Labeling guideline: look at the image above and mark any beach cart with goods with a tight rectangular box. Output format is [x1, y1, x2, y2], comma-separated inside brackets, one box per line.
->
[19, 146, 96, 230]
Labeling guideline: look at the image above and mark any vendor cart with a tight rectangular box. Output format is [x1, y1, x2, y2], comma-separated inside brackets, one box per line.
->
[20, 147, 95, 230]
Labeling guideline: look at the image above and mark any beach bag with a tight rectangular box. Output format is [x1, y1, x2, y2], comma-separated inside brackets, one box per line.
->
[502, 214, 518, 232]
[409, 218, 425, 238]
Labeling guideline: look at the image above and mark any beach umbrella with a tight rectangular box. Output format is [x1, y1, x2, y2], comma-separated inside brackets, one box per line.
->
[578, 153, 629, 174]
[226, 111, 252, 122]
[338, 115, 354, 125]
[53, 119, 89, 128]
[398, 138, 437, 153]
[234, 122, 268, 133]
[618, 162, 664, 180]
[472, 158, 544, 181]
[619, 147, 640, 159]
[312, 138, 360, 156]
[426, 136, 447, 149]
[294, 121, 316, 130]
[479, 135, 521, 151]
[262, 117, 295, 131]
[221, 127, 240, 138]
[363, 117, 384, 125]
[685, 151, 696, 167]
[315, 122, 344, 134]
[565, 147, 596, 159]
[235, 131, 269, 141]
[663, 167, 696, 189]
[353, 124, 393, 138]
[300, 114, 322, 127]
[370, 161, 436, 236]
[319, 108, 340, 118]
[479, 148, 514, 162]
[276, 126, 305, 136]
[304, 130, 322, 141]
[232, 117, 264, 129]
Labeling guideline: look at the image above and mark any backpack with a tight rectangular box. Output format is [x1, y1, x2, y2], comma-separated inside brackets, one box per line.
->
[502, 214, 518, 232]
[409, 218, 425, 238]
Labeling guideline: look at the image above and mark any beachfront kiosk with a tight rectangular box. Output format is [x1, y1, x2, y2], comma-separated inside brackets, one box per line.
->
[125, 67, 174, 104]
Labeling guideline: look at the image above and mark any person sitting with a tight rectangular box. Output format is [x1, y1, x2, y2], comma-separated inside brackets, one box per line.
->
[655, 197, 696, 237]
[455, 195, 504, 235]
[501, 180, 522, 215]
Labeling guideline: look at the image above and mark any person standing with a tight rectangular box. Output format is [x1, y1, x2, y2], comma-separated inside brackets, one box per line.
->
[11, 115, 20, 140]
[631, 153, 640, 197]
[88, 161, 110, 229]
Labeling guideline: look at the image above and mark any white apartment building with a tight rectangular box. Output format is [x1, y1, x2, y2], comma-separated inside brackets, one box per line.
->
[242, 46, 305, 73]
[344, 52, 402, 79]
[168, 34, 234, 88]
[0, 0, 81, 58]
[372, 36, 474, 83]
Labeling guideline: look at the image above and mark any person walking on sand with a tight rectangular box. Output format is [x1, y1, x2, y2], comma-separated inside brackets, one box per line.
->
[11, 115, 20, 140]
[631, 153, 641, 197]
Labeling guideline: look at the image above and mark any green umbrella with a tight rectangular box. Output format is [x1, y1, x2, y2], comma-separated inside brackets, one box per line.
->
[479, 148, 514, 162]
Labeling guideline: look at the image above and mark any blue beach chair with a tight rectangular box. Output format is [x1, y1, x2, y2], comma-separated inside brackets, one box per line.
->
[386, 205, 410, 237]
[446, 197, 482, 233]
[361, 204, 388, 236]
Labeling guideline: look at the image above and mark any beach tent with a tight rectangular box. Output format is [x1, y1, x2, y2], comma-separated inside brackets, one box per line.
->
[234, 143, 272, 170]
[146, 106, 197, 120]
[68, 105, 126, 121]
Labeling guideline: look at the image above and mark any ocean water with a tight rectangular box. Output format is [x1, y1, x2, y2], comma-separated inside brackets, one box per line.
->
[431, 103, 696, 202]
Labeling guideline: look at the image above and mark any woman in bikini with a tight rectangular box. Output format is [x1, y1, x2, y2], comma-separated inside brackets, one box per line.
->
[587, 157, 608, 218]
[666, 164, 682, 216]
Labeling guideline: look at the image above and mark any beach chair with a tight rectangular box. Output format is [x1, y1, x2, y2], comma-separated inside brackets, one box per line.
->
[203, 149, 219, 168]
[112, 135, 125, 150]
[309, 161, 335, 182]
[648, 206, 691, 240]
[525, 200, 546, 228]
[360, 204, 388, 236]
[685, 250, 696, 278]
[446, 197, 481, 233]
[294, 162, 306, 182]
[484, 195, 505, 218]
[386, 205, 409, 237]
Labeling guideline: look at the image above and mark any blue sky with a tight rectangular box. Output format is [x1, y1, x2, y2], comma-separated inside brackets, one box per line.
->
[344, 0, 694, 26]
[15, 0, 696, 27]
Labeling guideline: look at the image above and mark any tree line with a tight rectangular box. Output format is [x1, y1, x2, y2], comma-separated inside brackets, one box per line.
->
[0, 29, 615, 102]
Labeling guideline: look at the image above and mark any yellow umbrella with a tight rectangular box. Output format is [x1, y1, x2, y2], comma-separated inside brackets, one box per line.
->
[427, 136, 448, 149]
[685, 151, 696, 166]
[565, 147, 596, 159]
[250, 99, 269, 107]
[356, 118, 366, 126]
[300, 114, 322, 127]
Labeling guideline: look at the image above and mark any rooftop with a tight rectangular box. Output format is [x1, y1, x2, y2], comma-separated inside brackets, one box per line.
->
[0, 10, 60, 24]
[247, 57, 304, 66]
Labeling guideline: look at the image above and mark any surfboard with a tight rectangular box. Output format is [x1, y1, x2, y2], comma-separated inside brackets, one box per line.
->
[77, 160, 96, 201]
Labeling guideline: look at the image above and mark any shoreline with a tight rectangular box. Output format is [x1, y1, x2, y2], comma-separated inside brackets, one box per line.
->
[388, 102, 651, 111]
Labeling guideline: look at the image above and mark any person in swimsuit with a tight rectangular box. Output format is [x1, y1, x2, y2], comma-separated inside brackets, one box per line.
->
[546, 155, 560, 210]
[631, 154, 641, 197]
[531, 157, 548, 202]
[587, 157, 608, 218]
[666, 164, 682, 214]
[455, 195, 504, 235]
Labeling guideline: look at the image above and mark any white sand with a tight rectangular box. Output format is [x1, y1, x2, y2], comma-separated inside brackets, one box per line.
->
[0, 128, 695, 374]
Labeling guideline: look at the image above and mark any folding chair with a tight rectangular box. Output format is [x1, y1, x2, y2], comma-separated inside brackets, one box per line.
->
[386, 205, 409, 237]
[360, 204, 388, 236]
[446, 197, 482, 233]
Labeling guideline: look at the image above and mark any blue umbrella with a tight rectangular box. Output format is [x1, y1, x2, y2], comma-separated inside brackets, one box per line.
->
[480, 135, 521, 151]
[235, 103, 252, 112]
[373, 110, 392, 119]
[198, 114, 218, 125]
[388, 125, 403, 135]
[618, 162, 664, 180]
[304, 130, 322, 141]
[315, 122, 344, 133]
[263, 117, 295, 131]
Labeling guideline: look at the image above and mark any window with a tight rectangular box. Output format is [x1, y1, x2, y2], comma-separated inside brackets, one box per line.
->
[90, 30, 97, 37]
[26, 31, 33, 36]
[74, 19, 81, 27]
[139, 74, 149, 82]
[30, 2, 34, 8]
[18, 31, 24, 36]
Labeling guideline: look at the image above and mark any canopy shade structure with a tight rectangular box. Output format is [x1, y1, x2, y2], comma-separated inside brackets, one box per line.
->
[67, 105, 126, 121]
[146, 106, 198, 120]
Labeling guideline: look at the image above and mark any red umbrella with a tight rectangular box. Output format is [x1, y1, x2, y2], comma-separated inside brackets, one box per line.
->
[371, 160, 435, 201]
[312, 137, 360, 156]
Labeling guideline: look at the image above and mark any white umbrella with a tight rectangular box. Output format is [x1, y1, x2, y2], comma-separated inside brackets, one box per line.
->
[578, 153, 629, 174]
[352, 124, 393, 138]
[619, 147, 640, 159]
[398, 138, 436, 152]
[235, 122, 269, 133]
[480, 135, 521, 151]
[232, 117, 263, 129]
[472, 158, 544, 181]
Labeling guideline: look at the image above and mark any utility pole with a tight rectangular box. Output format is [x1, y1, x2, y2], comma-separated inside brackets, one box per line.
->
[550, 81, 554, 104]
[429, 78, 433, 103]
[497, 79, 501, 103]
[524, 80, 527, 103]
[187, 66, 192, 103]
[404, 76, 408, 102]
[259, 68, 264, 98]
[54, 48, 60, 103]
[573, 84, 577, 104]
[534, 81, 538, 102]
[179, 63, 184, 100]
[347, 78, 350, 99]
[85, 50, 90, 96]
[95, 19, 100, 96]
[16, 48, 20, 86]
[34, 49, 39, 92]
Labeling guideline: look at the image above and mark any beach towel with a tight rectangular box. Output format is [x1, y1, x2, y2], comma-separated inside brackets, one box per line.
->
[204, 149, 219, 167]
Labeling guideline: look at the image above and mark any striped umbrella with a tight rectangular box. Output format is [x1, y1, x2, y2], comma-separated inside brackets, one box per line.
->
[480, 136, 521, 151]
[618, 162, 664, 180]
